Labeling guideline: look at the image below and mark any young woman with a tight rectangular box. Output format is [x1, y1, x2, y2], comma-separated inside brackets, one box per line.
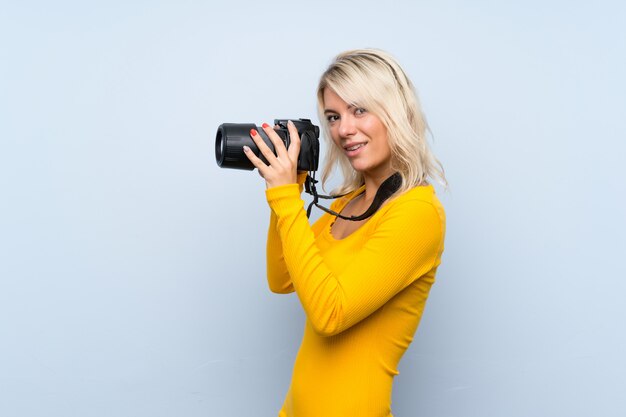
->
[243, 49, 447, 417]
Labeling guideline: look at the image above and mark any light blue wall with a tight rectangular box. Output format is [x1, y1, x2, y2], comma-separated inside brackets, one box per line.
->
[1, 1, 625, 416]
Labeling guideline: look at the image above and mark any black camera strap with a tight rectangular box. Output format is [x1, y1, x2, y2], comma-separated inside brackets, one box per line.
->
[304, 172, 401, 221]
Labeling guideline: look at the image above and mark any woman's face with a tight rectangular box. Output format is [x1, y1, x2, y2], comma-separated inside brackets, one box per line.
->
[323, 88, 393, 180]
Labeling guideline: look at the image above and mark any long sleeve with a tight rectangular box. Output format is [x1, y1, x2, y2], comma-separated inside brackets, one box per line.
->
[265, 172, 309, 294]
[266, 183, 445, 337]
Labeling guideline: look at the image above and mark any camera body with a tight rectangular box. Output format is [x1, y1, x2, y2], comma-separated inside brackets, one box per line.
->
[215, 118, 320, 171]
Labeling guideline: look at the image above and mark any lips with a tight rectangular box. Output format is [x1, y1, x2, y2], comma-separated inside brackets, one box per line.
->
[343, 142, 367, 157]
[345, 143, 365, 151]
[344, 142, 367, 150]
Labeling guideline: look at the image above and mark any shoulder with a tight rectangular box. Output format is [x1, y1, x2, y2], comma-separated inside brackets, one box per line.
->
[376, 185, 446, 233]
[388, 184, 443, 211]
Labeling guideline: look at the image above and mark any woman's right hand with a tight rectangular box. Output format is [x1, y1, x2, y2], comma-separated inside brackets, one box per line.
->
[243, 120, 302, 189]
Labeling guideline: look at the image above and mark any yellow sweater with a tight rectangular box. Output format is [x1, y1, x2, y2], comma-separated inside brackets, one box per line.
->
[265, 179, 446, 417]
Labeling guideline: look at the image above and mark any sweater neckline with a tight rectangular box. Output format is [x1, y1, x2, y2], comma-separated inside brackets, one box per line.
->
[323, 184, 434, 242]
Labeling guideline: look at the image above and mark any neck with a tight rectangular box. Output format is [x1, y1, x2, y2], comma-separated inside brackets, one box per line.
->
[361, 168, 396, 204]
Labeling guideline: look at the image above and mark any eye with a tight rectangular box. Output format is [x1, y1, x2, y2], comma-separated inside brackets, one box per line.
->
[355, 107, 367, 116]
[326, 114, 339, 123]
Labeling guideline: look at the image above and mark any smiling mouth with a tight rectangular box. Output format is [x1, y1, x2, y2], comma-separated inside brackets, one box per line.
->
[345, 143, 366, 152]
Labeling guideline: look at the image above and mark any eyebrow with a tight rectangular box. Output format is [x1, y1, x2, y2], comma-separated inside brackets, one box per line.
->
[324, 104, 354, 114]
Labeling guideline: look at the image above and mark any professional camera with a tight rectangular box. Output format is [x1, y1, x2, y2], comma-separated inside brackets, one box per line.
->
[215, 118, 320, 171]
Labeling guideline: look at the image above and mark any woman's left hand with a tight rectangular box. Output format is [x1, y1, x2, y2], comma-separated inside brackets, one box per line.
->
[243, 120, 301, 189]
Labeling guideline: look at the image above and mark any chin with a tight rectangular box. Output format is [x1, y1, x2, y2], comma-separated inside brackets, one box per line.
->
[348, 161, 367, 172]
[350, 165, 374, 176]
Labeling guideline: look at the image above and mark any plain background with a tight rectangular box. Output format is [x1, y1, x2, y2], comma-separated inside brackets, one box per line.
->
[1, 1, 625, 416]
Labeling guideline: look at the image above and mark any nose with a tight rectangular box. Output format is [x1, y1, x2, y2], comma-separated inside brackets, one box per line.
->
[338, 114, 357, 138]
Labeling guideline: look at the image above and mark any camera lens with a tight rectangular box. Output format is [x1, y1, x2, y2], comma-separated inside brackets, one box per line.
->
[215, 127, 225, 167]
[214, 123, 260, 170]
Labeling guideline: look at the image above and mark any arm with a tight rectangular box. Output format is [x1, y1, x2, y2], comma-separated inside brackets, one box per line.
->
[266, 172, 308, 294]
[266, 184, 444, 337]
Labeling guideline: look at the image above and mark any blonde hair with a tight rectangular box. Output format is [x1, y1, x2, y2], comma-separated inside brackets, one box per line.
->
[316, 48, 447, 196]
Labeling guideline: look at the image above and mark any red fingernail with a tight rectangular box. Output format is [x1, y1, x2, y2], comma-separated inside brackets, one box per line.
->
[250, 128, 257, 136]
[262, 123, 270, 128]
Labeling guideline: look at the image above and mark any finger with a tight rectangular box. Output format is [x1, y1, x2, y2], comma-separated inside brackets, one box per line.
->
[249, 128, 278, 166]
[243, 144, 269, 176]
[286, 120, 301, 163]
[261, 123, 289, 160]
